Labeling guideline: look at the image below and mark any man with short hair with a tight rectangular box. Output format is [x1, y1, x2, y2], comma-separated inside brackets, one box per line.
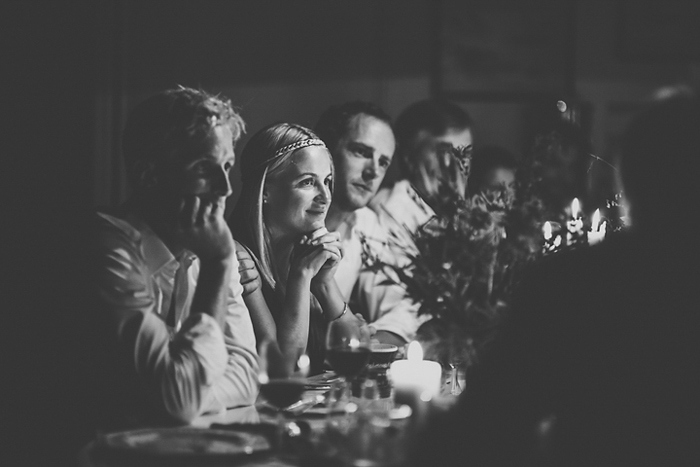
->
[315, 101, 421, 347]
[369, 99, 474, 252]
[93, 87, 258, 428]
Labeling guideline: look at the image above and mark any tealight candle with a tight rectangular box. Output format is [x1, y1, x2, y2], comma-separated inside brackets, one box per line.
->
[543, 221, 552, 241]
[571, 197, 580, 219]
[389, 341, 441, 403]
[587, 209, 607, 245]
[567, 198, 584, 245]
[542, 221, 563, 254]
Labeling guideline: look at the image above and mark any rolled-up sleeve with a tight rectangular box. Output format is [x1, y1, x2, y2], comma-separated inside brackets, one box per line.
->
[162, 313, 228, 421]
[204, 256, 260, 411]
[355, 268, 425, 343]
[349, 208, 427, 343]
[95, 215, 250, 424]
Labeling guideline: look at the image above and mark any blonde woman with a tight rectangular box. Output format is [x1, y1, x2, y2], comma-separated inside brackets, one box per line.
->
[230, 122, 365, 377]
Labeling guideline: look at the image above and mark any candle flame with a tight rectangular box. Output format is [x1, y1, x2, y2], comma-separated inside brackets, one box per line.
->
[406, 341, 423, 361]
[591, 209, 601, 231]
[571, 198, 580, 219]
[543, 221, 552, 240]
[349, 338, 360, 349]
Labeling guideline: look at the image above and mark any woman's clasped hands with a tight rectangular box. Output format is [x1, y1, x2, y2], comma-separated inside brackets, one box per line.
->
[291, 226, 344, 285]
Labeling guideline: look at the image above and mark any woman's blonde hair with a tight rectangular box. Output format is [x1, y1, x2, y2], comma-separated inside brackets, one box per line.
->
[230, 122, 332, 291]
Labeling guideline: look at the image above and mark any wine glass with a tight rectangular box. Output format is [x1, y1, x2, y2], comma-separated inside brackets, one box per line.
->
[325, 317, 372, 406]
[258, 352, 308, 451]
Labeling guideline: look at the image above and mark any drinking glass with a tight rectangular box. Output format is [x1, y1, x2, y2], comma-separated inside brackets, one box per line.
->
[325, 317, 371, 406]
[258, 357, 307, 451]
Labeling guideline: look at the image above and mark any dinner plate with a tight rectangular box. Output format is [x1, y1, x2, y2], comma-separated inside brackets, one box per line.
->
[98, 426, 272, 458]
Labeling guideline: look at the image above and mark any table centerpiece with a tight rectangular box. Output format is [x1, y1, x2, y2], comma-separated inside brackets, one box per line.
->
[362, 140, 619, 389]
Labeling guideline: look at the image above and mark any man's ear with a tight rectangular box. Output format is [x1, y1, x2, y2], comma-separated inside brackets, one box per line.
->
[133, 159, 159, 190]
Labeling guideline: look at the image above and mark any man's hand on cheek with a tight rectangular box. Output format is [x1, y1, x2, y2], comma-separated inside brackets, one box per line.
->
[176, 195, 234, 262]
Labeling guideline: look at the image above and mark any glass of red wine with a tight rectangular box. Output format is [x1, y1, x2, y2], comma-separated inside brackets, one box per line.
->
[258, 355, 308, 451]
[325, 317, 371, 407]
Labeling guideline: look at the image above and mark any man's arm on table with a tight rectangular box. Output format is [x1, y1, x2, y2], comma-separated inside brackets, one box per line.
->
[352, 267, 423, 347]
[351, 208, 424, 347]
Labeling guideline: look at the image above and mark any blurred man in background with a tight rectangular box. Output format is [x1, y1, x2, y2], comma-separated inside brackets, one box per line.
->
[369, 99, 474, 251]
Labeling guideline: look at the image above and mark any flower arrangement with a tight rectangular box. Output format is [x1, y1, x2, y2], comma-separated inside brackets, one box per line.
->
[363, 135, 628, 375]
[362, 145, 557, 371]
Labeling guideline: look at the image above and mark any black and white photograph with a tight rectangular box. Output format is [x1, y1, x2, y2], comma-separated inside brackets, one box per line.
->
[4, 1, 700, 465]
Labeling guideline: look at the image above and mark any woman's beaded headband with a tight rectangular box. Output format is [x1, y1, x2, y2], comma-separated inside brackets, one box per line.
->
[243, 137, 328, 174]
[273, 138, 326, 158]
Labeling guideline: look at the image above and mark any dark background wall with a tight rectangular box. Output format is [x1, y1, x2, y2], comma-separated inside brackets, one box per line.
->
[5, 0, 699, 210]
[90, 0, 438, 206]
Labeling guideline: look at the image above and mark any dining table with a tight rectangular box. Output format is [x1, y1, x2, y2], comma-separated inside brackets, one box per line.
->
[77, 358, 463, 467]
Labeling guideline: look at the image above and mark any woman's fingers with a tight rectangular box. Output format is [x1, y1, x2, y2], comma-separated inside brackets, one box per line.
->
[307, 230, 343, 261]
[309, 226, 328, 242]
[308, 230, 340, 246]
[236, 253, 257, 270]
[320, 243, 342, 261]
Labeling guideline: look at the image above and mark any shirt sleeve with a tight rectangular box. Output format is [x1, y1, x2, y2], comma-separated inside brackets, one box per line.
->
[203, 252, 260, 412]
[353, 268, 425, 343]
[350, 208, 427, 343]
[95, 216, 247, 423]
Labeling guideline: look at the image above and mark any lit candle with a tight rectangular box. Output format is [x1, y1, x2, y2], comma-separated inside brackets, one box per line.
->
[571, 198, 580, 219]
[591, 208, 601, 230]
[567, 198, 584, 245]
[542, 221, 559, 253]
[543, 221, 552, 241]
[587, 209, 607, 245]
[390, 342, 442, 403]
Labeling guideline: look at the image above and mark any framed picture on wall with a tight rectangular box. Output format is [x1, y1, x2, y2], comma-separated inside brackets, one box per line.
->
[436, 0, 576, 100]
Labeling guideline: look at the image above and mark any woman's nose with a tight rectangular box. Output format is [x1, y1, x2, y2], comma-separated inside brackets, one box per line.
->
[315, 183, 330, 204]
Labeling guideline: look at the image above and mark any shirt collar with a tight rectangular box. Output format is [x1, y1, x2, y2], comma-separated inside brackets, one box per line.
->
[404, 180, 435, 217]
[141, 230, 196, 273]
[99, 207, 197, 276]
[335, 211, 358, 241]
[121, 212, 178, 275]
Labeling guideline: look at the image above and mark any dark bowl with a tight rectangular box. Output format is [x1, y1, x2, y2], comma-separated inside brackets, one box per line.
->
[369, 343, 399, 365]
